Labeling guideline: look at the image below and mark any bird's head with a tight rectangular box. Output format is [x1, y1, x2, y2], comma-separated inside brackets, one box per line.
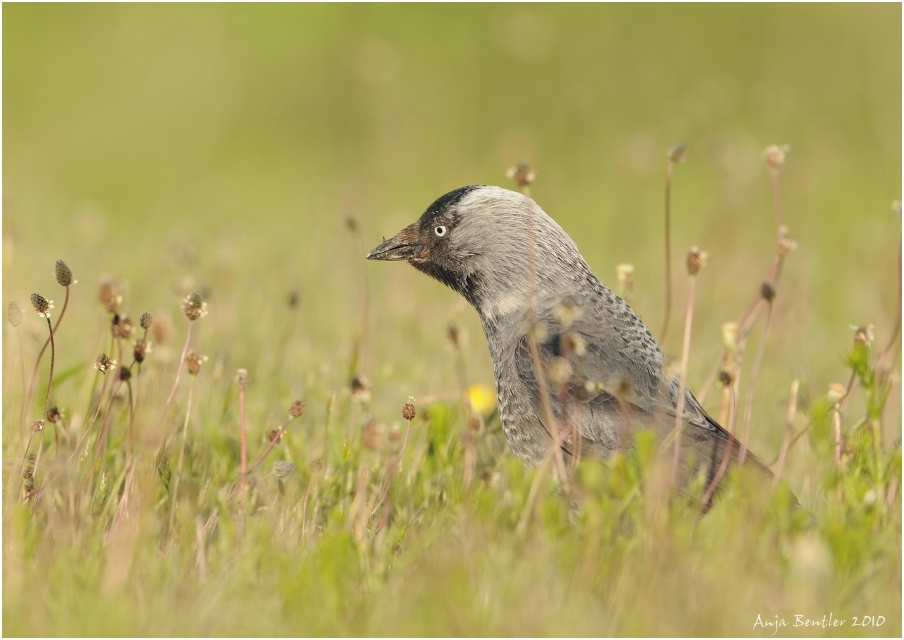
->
[367, 185, 587, 320]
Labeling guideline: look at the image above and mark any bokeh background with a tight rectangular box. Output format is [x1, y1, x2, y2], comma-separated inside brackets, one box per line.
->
[3, 4, 901, 636]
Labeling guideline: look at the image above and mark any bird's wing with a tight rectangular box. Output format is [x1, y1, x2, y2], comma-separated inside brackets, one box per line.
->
[512, 298, 772, 487]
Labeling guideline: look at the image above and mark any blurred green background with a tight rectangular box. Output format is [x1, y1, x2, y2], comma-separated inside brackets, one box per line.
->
[4, 3, 901, 452]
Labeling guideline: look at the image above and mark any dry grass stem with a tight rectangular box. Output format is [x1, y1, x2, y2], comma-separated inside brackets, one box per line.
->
[773, 377, 800, 484]
[701, 383, 738, 508]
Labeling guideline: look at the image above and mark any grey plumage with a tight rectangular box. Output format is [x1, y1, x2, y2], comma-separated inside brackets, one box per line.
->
[367, 185, 771, 497]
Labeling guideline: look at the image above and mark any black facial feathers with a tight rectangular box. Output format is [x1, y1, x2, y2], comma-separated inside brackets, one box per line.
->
[419, 185, 482, 226]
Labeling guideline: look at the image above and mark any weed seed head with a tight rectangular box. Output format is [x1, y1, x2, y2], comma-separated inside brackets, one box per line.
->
[721, 322, 739, 354]
[686, 247, 708, 276]
[119, 366, 132, 382]
[553, 300, 582, 329]
[289, 400, 305, 419]
[616, 264, 635, 295]
[506, 161, 535, 188]
[31, 419, 45, 432]
[133, 340, 152, 363]
[47, 406, 62, 423]
[763, 144, 790, 169]
[402, 401, 416, 421]
[667, 142, 687, 164]
[310, 459, 323, 473]
[139, 311, 154, 330]
[183, 290, 208, 321]
[850, 325, 875, 348]
[31, 293, 54, 318]
[776, 226, 798, 256]
[99, 279, 122, 313]
[8, 301, 24, 327]
[564, 332, 587, 357]
[548, 356, 573, 387]
[152, 314, 173, 344]
[186, 351, 208, 376]
[269, 429, 282, 444]
[827, 383, 846, 405]
[719, 367, 736, 387]
[236, 368, 248, 385]
[350, 374, 371, 404]
[760, 282, 776, 302]
[273, 461, 295, 479]
[447, 324, 460, 347]
[94, 353, 117, 374]
[55, 259, 75, 287]
[362, 421, 381, 450]
[112, 314, 134, 339]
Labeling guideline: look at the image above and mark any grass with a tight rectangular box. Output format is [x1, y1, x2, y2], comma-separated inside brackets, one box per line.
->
[2, 4, 901, 636]
[3, 150, 901, 636]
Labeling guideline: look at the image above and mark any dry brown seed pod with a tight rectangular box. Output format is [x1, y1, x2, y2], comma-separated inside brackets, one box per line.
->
[362, 422, 381, 450]
[7, 301, 24, 327]
[94, 353, 117, 374]
[31, 293, 53, 318]
[667, 142, 687, 164]
[55, 260, 75, 287]
[46, 406, 63, 423]
[133, 340, 152, 363]
[186, 351, 207, 376]
[183, 290, 207, 321]
[686, 247, 708, 276]
[763, 144, 790, 169]
[273, 461, 295, 479]
[506, 161, 535, 188]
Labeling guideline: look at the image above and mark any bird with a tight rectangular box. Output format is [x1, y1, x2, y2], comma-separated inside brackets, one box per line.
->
[367, 185, 773, 501]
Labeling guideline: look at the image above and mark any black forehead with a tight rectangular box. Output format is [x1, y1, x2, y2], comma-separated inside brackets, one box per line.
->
[419, 185, 483, 225]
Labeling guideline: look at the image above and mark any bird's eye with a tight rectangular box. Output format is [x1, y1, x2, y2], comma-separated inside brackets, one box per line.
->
[434, 225, 447, 237]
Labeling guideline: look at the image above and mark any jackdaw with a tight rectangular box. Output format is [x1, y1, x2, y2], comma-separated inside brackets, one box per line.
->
[367, 185, 772, 497]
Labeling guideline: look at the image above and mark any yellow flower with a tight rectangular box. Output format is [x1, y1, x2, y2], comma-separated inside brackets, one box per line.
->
[468, 384, 496, 414]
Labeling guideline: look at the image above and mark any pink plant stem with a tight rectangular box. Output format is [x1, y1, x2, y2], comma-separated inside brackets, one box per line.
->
[17, 332, 27, 433]
[833, 405, 843, 470]
[771, 169, 784, 229]
[26, 316, 56, 499]
[878, 238, 902, 369]
[701, 384, 738, 508]
[773, 378, 800, 485]
[27, 287, 69, 413]
[738, 303, 774, 465]
[239, 375, 247, 501]
[660, 161, 674, 344]
[670, 275, 697, 484]
[169, 375, 197, 537]
[31, 365, 111, 503]
[241, 416, 294, 480]
[371, 417, 412, 519]
[159, 323, 194, 444]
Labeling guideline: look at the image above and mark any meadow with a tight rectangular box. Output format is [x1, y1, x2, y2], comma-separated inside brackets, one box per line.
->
[3, 4, 901, 636]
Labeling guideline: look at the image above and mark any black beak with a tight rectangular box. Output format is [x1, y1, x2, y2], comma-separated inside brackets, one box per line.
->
[366, 222, 423, 261]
